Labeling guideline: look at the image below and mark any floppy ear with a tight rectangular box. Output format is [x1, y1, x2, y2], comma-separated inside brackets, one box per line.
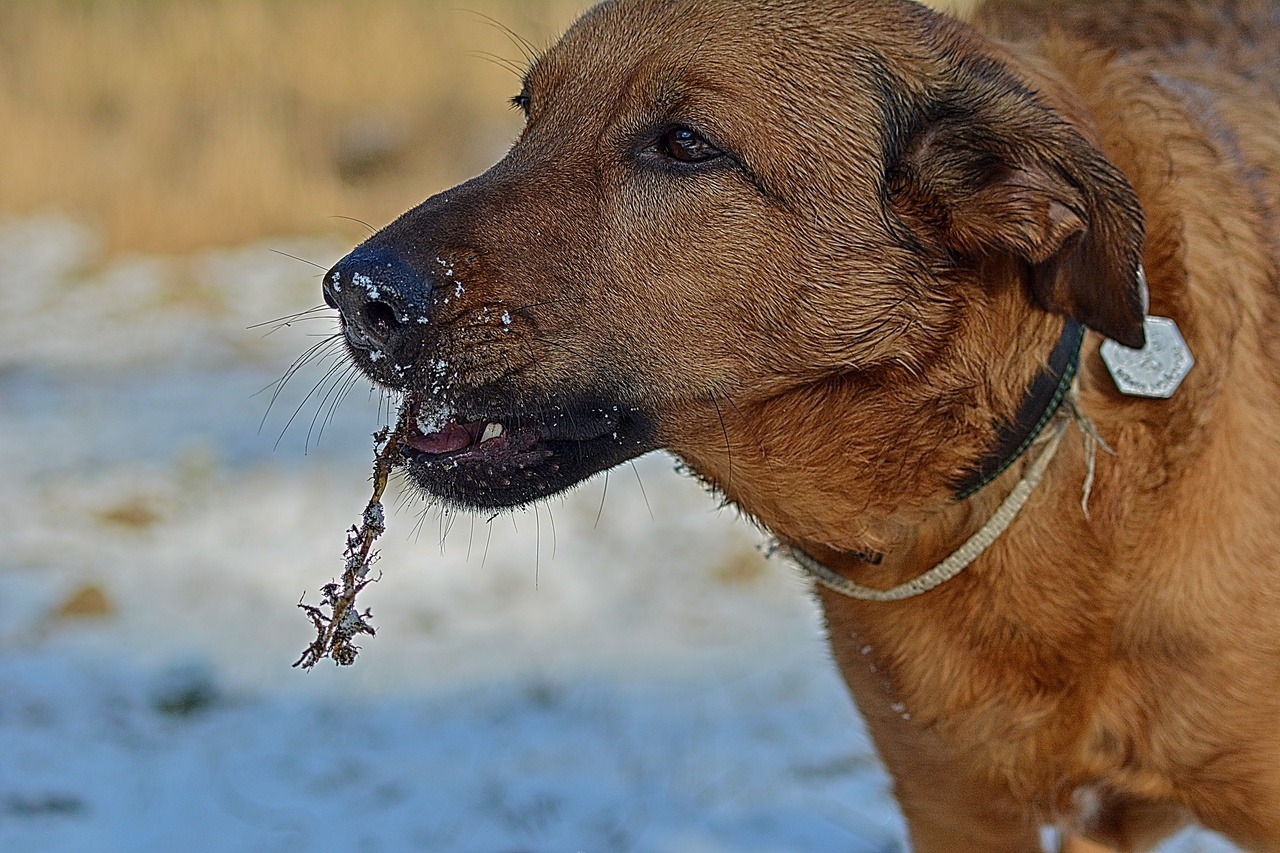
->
[890, 93, 1147, 348]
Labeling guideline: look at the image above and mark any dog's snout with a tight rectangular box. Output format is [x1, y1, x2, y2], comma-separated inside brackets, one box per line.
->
[325, 248, 434, 355]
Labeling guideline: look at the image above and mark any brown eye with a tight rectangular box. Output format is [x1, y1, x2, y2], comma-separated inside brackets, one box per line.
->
[661, 127, 723, 163]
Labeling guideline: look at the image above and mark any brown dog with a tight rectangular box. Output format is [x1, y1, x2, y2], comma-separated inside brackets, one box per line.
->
[322, 0, 1280, 849]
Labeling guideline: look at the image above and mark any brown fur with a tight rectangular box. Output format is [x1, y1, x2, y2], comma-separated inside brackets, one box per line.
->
[335, 0, 1280, 848]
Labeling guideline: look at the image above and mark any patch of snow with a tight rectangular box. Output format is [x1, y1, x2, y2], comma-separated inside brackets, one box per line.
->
[415, 400, 452, 435]
[352, 272, 379, 301]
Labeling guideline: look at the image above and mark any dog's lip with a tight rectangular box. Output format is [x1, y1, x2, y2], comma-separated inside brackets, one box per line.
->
[397, 393, 658, 509]
[400, 398, 623, 466]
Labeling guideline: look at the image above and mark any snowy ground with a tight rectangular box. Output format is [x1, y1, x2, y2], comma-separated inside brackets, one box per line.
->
[0, 216, 1236, 851]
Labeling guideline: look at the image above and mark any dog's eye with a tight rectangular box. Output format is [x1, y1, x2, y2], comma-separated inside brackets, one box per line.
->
[661, 127, 723, 164]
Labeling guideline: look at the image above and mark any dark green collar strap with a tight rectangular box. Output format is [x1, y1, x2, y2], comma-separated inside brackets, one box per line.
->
[954, 318, 1085, 500]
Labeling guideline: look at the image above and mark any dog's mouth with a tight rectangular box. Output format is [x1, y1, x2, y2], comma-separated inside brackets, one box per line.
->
[399, 396, 658, 509]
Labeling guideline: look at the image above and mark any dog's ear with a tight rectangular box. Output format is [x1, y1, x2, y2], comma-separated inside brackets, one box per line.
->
[890, 93, 1147, 348]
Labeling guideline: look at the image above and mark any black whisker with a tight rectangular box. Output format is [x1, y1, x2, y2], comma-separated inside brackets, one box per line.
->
[481, 515, 496, 572]
[306, 362, 362, 449]
[303, 358, 356, 452]
[533, 504, 542, 590]
[276, 357, 351, 452]
[248, 305, 334, 335]
[719, 388, 773, 471]
[401, 482, 424, 520]
[548, 501, 558, 560]
[442, 505, 461, 545]
[260, 334, 341, 394]
[321, 367, 364, 440]
[595, 470, 610, 529]
[407, 499, 435, 545]
[256, 334, 345, 430]
[460, 9, 539, 64]
[466, 49, 526, 78]
[329, 215, 377, 235]
[630, 462, 655, 520]
[270, 249, 330, 272]
[467, 514, 477, 562]
[710, 390, 734, 492]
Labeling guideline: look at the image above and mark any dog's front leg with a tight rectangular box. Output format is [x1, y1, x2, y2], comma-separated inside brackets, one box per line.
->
[826, 624, 1044, 851]
[857, 706, 1045, 852]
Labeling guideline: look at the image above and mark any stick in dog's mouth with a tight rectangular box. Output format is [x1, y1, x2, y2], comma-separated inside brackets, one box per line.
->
[293, 400, 413, 670]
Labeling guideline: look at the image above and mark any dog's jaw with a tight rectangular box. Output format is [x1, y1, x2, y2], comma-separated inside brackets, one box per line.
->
[397, 393, 658, 510]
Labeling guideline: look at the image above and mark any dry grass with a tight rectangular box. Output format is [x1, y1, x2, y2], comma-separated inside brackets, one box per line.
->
[0, 1, 582, 252]
[0, 0, 973, 254]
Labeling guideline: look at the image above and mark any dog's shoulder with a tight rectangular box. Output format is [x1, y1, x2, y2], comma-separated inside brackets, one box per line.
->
[974, 0, 1280, 90]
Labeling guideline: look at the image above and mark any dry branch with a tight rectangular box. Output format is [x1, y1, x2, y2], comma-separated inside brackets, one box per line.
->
[294, 399, 412, 669]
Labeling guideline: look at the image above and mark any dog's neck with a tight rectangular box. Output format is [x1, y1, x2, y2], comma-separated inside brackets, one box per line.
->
[789, 315, 1088, 595]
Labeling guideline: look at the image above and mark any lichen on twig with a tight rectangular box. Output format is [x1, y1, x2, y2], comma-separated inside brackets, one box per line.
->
[294, 400, 412, 669]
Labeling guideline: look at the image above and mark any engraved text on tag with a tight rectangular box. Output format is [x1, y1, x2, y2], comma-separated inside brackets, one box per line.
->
[1100, 316, 1194, 399]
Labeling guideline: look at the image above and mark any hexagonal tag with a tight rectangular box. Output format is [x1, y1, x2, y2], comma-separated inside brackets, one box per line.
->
[1100, 316, 1194, 399]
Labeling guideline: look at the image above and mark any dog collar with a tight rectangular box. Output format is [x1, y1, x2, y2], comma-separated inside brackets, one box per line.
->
[785, 314, 1091, 602]
[785, 405, 1074, 601]
[954, 317, 1085, 499]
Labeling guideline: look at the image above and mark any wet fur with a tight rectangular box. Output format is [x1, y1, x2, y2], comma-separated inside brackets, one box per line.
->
[342, 0, 1280, 848]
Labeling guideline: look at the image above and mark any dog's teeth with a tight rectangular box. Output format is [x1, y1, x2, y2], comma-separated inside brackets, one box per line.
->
[480, 423, 504, 443]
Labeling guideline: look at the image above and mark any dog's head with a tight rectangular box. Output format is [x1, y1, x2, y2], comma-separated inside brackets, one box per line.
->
[325, 0, 1143, 543]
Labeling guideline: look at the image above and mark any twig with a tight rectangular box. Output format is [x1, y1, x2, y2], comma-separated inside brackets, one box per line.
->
[294, 399, 413, 668]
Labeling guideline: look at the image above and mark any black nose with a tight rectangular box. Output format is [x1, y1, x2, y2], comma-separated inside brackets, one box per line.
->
[324, 248, 434, 355]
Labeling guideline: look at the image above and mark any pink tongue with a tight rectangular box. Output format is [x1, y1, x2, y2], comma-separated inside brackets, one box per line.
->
[406, 422, 473, 454]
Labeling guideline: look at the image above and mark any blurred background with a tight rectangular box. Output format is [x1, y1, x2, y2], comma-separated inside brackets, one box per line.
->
[0, 2, 1235, 851]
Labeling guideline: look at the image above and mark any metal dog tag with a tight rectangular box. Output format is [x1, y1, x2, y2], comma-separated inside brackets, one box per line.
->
[1100, 316, 1194, 399]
